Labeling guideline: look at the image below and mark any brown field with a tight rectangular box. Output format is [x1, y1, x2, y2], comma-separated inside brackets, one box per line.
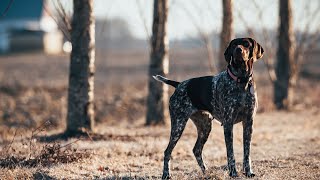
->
[0, 50, 319, 179]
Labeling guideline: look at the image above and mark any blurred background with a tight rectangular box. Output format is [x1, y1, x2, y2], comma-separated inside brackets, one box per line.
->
[0, 0, 319, 133]
[1, 1, 320, 179]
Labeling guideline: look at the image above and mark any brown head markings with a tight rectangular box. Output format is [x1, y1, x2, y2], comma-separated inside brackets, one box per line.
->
[224, 38, 264, 64]
[248, 38, 264, 61]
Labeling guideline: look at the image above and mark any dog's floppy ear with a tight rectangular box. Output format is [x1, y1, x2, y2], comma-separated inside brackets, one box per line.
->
[224, 40, 233, 64]
[249, 38, 264, 61]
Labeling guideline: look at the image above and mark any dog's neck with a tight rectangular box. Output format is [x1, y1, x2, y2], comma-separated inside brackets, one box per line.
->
[227, 65, 253, 87]
[228, 65, 252, 78]
[228, 57, 254, 78]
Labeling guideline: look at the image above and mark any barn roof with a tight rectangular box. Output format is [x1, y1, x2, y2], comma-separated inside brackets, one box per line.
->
[0, 0, 44, 21]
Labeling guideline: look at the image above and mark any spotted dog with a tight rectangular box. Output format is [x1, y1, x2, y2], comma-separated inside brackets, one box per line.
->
[153, 38, 264, 179]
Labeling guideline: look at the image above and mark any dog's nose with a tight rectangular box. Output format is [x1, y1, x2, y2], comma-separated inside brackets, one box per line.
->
[236, 47, 242, 53]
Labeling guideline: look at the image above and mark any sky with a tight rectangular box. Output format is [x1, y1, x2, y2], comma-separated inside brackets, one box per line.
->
[54, 0, 320, 40]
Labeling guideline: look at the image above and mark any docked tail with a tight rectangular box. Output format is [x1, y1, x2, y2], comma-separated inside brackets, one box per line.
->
[152, 75, 180, 88]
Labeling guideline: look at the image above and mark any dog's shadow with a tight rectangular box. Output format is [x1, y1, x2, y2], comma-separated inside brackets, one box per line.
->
[36, 132, 137, 143]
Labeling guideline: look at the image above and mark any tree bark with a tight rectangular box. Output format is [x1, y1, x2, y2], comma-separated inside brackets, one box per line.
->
[219, 0, 233, 72]
[146, 0, 169, 125]
[66, 0, 95, 135]
[274, 0, 296, 110]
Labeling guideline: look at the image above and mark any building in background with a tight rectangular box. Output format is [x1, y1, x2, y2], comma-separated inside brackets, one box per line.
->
[0, 0, 63, 54]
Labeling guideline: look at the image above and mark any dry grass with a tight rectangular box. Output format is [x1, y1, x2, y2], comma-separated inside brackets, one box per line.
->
[0, 109, 319, 179]
[0, 51, 319, 179]
[0, 143, 91, 169]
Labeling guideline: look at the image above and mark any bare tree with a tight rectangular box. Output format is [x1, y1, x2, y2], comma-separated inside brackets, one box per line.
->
[251, 0, 277, 82]
[236, 0, 320, 110]
[146, 0, 169, 125]
[66, 0, 95, 135]
[274, 0, 296, 109]
[293, 2, 320, 72]
[219, 0, 233, 71]
[43, 0, 72, 41]
[177, 1, 217, 73]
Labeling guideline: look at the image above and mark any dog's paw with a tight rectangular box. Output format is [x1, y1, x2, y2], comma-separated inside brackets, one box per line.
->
[162, 172, 171, 179]
[243, 171, 255, 178]
[229, 169, 238, 178]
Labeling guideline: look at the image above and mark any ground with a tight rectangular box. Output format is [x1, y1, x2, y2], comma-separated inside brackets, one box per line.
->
[1, 109, 319, 179]
[0, 51, 319, 179]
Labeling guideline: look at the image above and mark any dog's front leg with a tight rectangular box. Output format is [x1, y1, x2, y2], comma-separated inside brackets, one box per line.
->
[223, 124, 238, 177]
[242, 118, 255, 177]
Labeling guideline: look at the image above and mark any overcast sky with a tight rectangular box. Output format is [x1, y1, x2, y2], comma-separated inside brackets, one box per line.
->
[57, 0, 320, 40]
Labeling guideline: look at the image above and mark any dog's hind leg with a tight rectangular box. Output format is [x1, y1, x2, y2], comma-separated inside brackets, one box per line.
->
[162, 105, 192, 179]
[191, 111, 213, 173]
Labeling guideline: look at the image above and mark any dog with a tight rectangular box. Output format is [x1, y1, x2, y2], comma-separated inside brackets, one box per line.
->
[153, 38, 264, 179]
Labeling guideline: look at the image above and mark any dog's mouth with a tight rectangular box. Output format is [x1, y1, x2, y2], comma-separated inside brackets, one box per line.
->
[231, 55, 250, 73]
[231, 55, 244, 66]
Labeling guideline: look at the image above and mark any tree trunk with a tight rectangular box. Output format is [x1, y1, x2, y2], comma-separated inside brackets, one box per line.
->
[146, 0, 169, 125]
[66, 0, 95, 135]
[219, 0, 233, 72]
[274, 0, 296, 110]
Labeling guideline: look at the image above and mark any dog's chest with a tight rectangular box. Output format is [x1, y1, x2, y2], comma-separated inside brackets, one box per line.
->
[212, 73, 257, 121]
[224, 81, 256, 108]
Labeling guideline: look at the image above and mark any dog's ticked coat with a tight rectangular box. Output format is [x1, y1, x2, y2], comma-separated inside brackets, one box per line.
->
[154, 38, 264, 179]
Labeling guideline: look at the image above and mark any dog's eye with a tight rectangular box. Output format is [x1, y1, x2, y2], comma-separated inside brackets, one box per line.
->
[243, 41, 249, 47]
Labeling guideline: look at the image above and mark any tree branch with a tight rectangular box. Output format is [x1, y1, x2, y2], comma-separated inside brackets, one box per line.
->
[135, 0, 151, 44]
[0, 0, 14, 18]
[176, 1, 217, 73]
[43, 5, 71, 41]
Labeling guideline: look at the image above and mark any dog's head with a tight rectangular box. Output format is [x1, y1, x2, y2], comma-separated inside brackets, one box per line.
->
[224, 38, 264, 72]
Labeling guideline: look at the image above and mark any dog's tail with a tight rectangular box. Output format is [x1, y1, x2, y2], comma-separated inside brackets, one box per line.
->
[152, 75, 180, 88]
